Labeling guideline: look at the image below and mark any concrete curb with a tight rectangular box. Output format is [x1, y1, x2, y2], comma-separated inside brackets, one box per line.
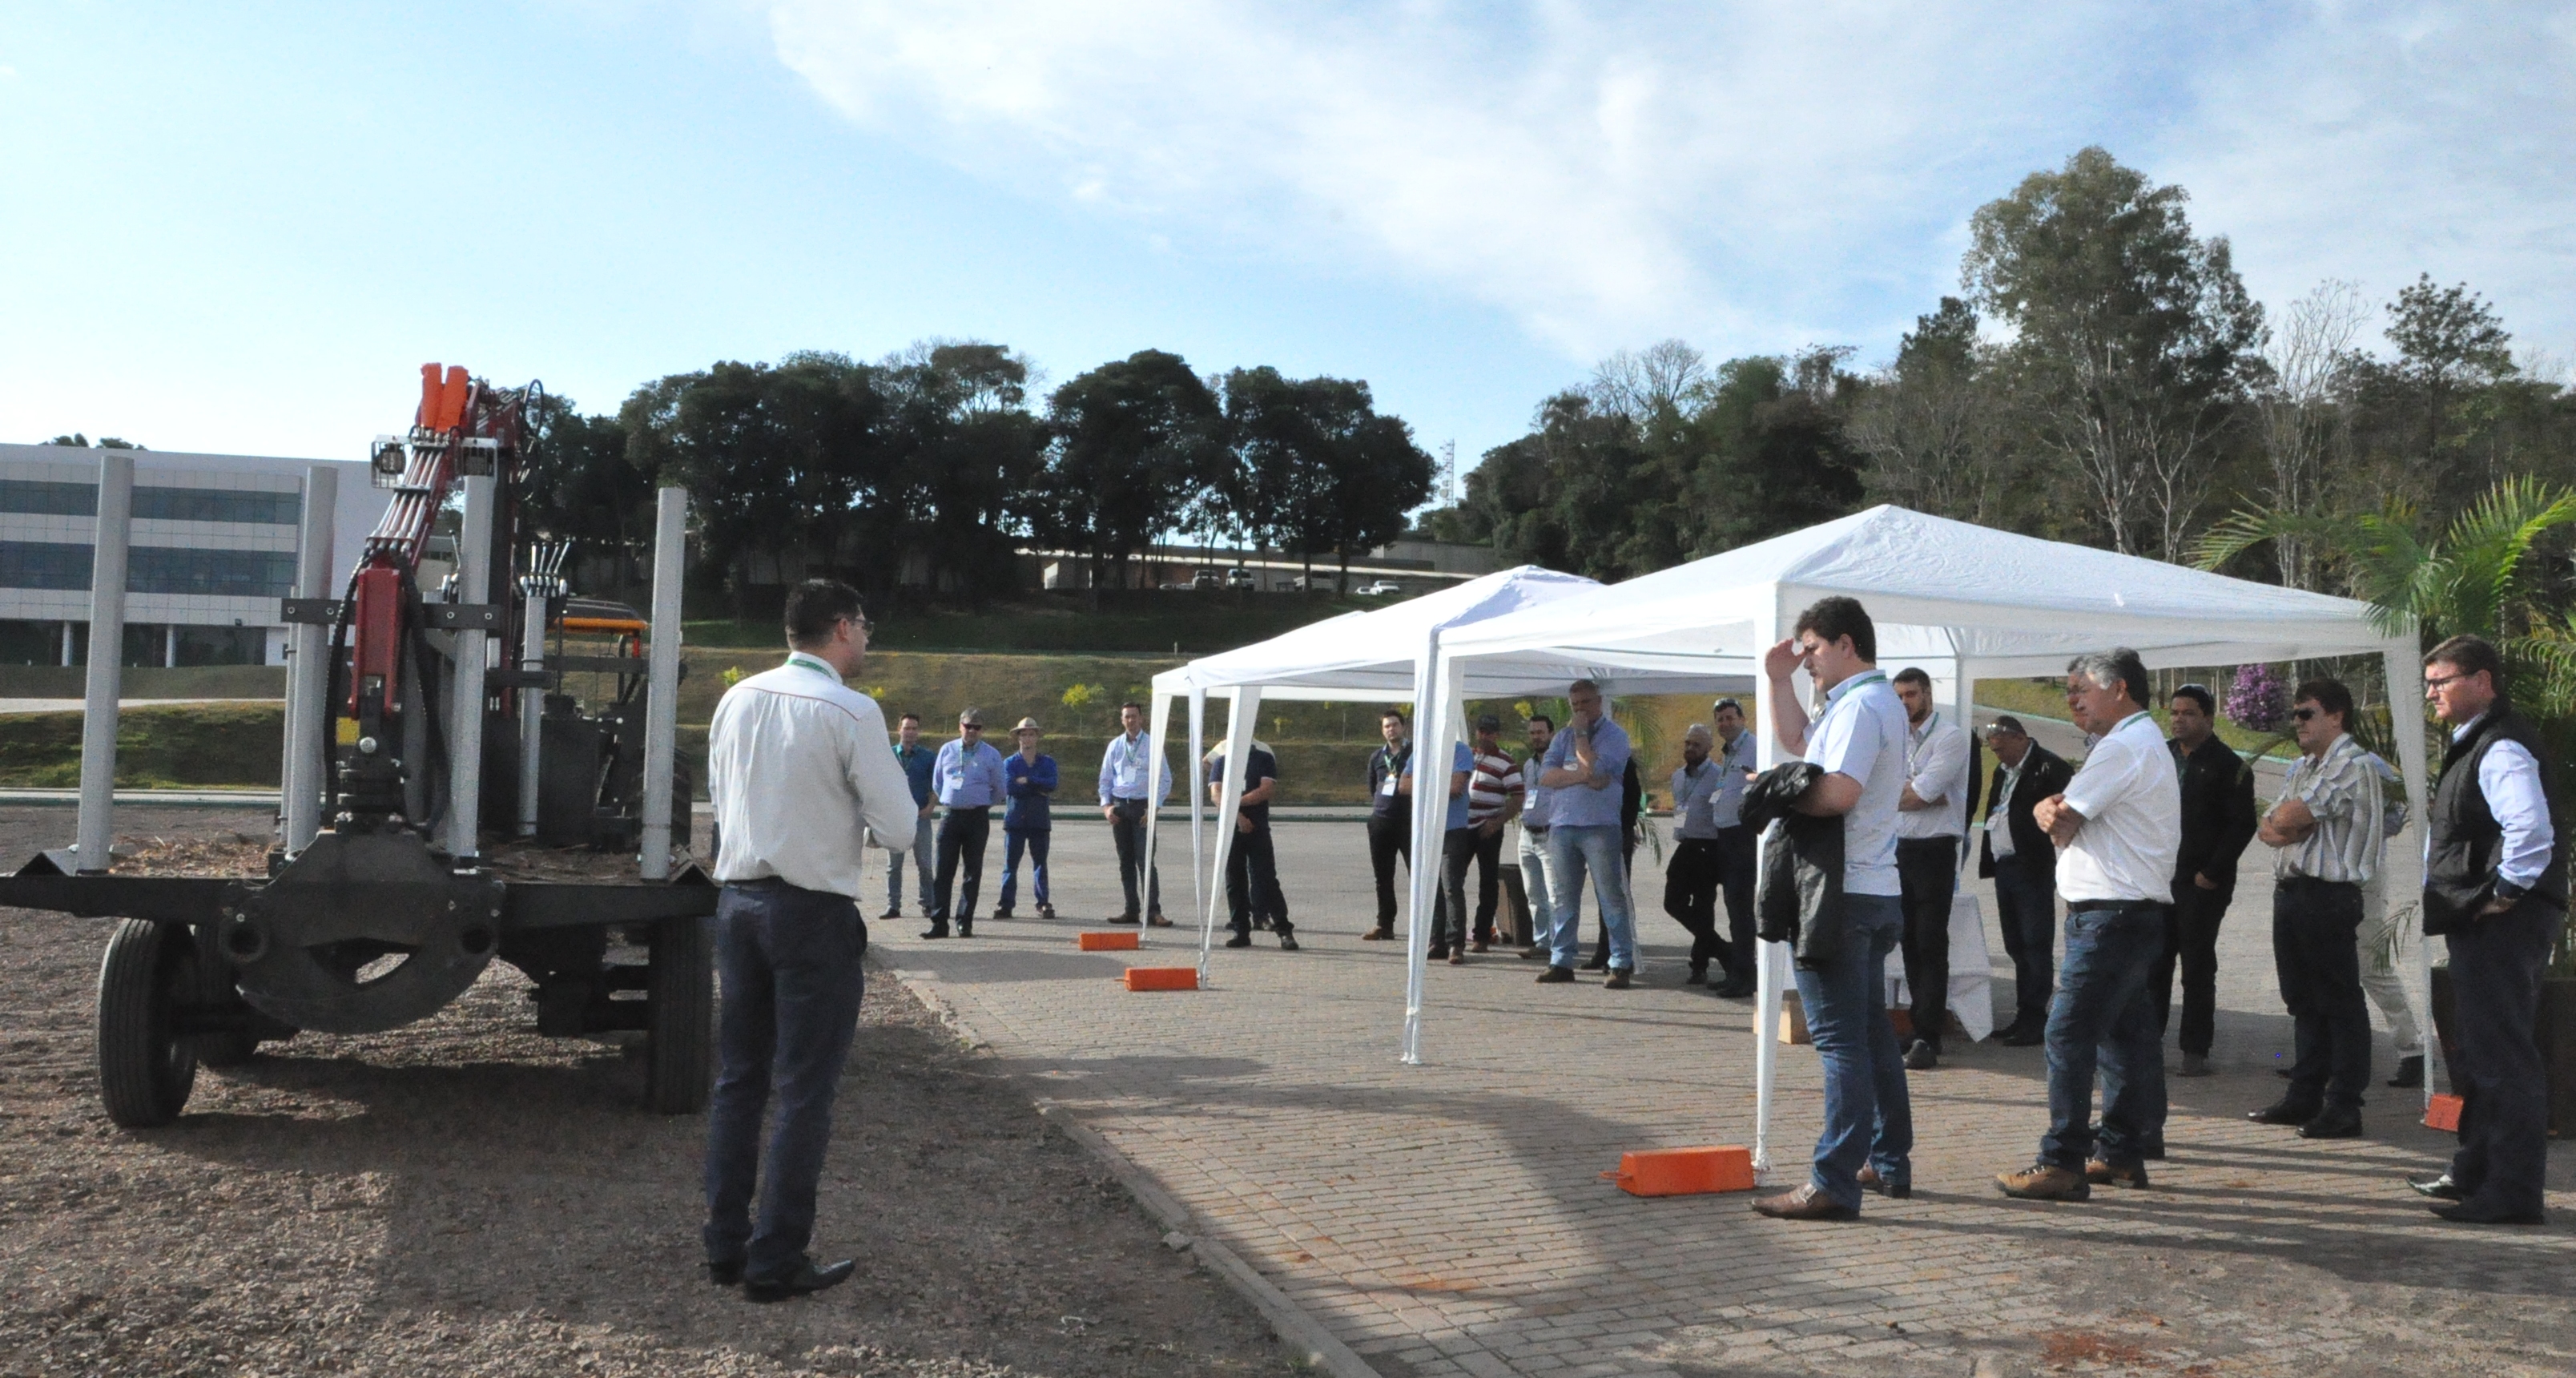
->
[887, 965, 1380, 1378]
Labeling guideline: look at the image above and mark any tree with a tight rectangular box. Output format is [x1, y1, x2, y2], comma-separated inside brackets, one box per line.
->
[1030, 350, 1227, 595]
[2251, 279, 2369, 589]
[1849, 297, 2012, 524]
[1964, 147, 2265, 558]
[42, 434, 144, 449]
[1221, 368, 1433, 593]
[518, 393, 654, 600]
[878, 340, 1045, 600]
[2387, 273, 2518, 473]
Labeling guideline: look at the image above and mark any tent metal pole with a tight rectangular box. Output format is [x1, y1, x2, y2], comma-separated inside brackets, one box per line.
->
[2385, 633, 2434, 1114]
[1144, 687, 1172, 912]
[1186, 691, 1205, 928]
[1750, 586, 1785, 1175]
[281, 464, 337, 855]
[1401, 636, 1447, 1066]
[1199, 686, 1262, 983]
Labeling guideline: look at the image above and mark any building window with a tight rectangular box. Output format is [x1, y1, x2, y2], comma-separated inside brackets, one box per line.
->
[0, 541, 95, 590]
[0, 480, 99, 517]
[0, 542, 297, 596]
[0, 481, 300, 525]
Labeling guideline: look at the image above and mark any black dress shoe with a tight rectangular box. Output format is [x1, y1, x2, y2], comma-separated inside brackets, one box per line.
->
[2297, 1106, 2365, 1139]
[2387, 1055, 2425, 1090]
[877, 906, 900, 920]
[743, 1258, 856, 1303]
[706, 1258, 746, 1286]
[956, 920, 973, 938]
[1278, 933, 1300, 951]
[1580, 950, 1611, 971]
[1427, 943, 1451, 961]
[1106, 913, 1142, 926]
[2407, 1171, 2465, 1201]
[2430, 1199, 2546, 1226]
[2246, 1098, 2322, 1126]
[1684, 968, 1709, 986]
[919, 925, 949, 940]
[991, 907, 1014, 921]
[1225, 933, 1253, 949]
[2001, 1022, 2045, 1048]
[1710, 979, 1757, 999]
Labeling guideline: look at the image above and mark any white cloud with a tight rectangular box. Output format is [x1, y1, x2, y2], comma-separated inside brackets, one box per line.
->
[759, 1, 2576, 361]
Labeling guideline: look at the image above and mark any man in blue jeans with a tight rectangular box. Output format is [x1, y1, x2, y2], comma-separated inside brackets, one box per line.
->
[1534, 679, 1641, 989]
[1997, 648, 2178, 1200]
[703, 578, 919, 1300]
[1749, 596, 1914, 1220]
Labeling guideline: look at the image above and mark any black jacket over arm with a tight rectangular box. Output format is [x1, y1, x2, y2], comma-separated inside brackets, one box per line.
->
[2170, 735, 2258, 897]
[1977, 742, 2071, 878]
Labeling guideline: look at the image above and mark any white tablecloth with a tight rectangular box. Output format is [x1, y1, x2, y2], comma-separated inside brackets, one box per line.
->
[1884, 892, 1995, 1042]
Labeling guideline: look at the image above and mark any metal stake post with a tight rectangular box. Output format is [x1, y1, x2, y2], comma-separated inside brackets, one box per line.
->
[281, 465, 337, 854]
[445, 474, 496, 860]
[638, 488, 686, 880]
[74, 453, 135, 873]
[517, 594, 548, 837]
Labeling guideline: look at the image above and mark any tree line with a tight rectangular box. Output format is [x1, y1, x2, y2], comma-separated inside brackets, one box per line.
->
[1430, 146, 2576, 594]
[521, 344, 1433, 612]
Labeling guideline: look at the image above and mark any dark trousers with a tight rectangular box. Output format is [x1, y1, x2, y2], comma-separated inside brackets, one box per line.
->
[1991, 852, 2057, 1028]
[2152, 882, 2231, 1057]
[1469, 824, 1505, 935]
[702, 882, 867, 1279]
[1717, 825, 1757, 984]
[2445, 900, 2564, 1216]
[930, 807, 991, 925]
[997, 827, 1049, 911]
[1434, 828, 1476, 949]
[1366, 812, 1410, 925]
[1109, 798, 1161, 918]
[1225, 826, 1292, 935]
[1895, 837, 1959, 1050]
[2272, 877, 2371, 1111]
[1662, 837, 1727, 975]
[2042, 902, 2167, 1170]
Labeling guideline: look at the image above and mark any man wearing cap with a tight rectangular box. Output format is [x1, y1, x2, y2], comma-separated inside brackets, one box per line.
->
[1664, 723, 1730, 985]
[1978, 715, 2071, 1046]
[1208, 735, 1299, 950]
[994, 717, 1058, 921]
[1098, 702, 1173, 926]
[1463, 712, 1526, 954]
[924, 707, 1008, 939]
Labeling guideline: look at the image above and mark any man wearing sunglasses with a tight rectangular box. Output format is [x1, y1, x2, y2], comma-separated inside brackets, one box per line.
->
[2246, 679, 2384, 1141]
[924, 707, 1008, 939]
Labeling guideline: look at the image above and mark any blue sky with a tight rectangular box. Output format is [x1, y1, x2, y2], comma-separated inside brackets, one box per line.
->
[4, 2, 2570, 490]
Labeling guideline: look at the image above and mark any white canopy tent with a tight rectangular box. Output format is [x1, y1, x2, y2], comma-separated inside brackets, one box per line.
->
[1424, 505, 2425, 1175]
[1140, 566, 1604, 982]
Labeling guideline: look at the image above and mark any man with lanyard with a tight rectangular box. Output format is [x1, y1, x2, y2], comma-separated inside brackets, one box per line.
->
[1749, 597, 1913, 1220]
[1977, 716, 2071, 1046]
[875, 713, 936, 920]
[1997, 649, 2176, 1201]
[2409, 634, 2561, 1224]
[2156, 683, 2259, 1077]
[1534, 680, 1641, 989]
[993, 717, 1058, 921]
[1362, 710, 1414, 941]
[1097, 702, 1173, 927]
[1663, 723, 1731, 986]
[1706, 699, 1761, 997]
[2246, 677, 2385, 1140]
[1401, 725, 1477, 963]
[924, 707, 1007, 939]
[1208, 735, 1299, 950]
[702, 579, 916, 1300]
[1515, 715, 1560, 959]
[1892, 667, 1973, 1070]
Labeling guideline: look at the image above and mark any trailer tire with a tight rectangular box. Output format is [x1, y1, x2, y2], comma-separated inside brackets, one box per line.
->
[644, 913, 713, 1114]
[97, 919, 198, 1127]
[189, 921, 260, 1068]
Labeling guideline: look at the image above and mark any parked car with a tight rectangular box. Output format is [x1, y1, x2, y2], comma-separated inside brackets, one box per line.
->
[1161, 569, 1222, 590]
[1354, 579, 1404, 597]
[1223, 566, 1257, 590]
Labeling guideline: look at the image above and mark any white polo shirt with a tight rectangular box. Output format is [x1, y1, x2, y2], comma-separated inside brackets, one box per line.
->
[2055, 709, 2180, 905]
[706, 652, 920, 898]
[1805, 668, 1908, 897]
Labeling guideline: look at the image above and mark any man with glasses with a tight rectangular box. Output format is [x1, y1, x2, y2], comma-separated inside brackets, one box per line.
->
[2157, 684, 2259, 1077]
[2244, 679, 2384, 1140]
[924, 707, 1008, 939]
[1533, 680, 1640, 989]
[1996, 649, 2175, 1202]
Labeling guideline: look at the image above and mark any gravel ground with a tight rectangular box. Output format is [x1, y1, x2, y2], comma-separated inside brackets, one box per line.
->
[0, 807, 1298, 1378]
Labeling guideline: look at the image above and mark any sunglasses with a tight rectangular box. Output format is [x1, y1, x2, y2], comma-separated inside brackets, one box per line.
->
[2291, 707, 2324, 722]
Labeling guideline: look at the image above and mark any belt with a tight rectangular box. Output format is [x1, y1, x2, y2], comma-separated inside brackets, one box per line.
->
[1522, 823, 1550, 834]
[2063, 897, 2171, 915]
[2278, 874, 2361, 889]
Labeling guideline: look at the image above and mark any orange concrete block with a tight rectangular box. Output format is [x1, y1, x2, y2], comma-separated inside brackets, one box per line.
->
[1122, 966, 1198, 992]
[1603, 1146, 1756, 1197]
[1078, 931, 1141, 951]
[2425, 1093, 2463, 1133]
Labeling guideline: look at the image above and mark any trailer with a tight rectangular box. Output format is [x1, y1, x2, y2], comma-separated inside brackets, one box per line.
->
[0, 365, 719, 1126]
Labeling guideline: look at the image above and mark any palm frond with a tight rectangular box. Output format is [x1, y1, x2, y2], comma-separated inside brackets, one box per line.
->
[2439, 476, 2576, 640]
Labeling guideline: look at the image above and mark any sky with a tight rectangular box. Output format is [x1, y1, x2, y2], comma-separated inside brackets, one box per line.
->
[2, 2, 2570, 490]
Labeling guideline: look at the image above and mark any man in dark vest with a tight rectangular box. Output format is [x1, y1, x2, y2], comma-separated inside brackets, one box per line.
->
[2410, 634, 2562, 1224]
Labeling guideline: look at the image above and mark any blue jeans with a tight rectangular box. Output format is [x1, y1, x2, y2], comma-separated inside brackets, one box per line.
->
[1545, 825, 1637, 969]
[1517, 826, 1557, 945]
[2042, 902, 2168, 1170]
[998, 827, 1050, 910]
[1793, 892, 1911, 1210]
[883, 813, 934, 912]
[702, 881, 867, 1280]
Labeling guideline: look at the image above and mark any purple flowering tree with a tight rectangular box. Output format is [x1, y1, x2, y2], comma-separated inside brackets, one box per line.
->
[2224, 663, 2288, 731]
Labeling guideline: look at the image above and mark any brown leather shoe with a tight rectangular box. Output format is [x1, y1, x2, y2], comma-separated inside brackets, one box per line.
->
[1361, 925, 1395, 941]
[1856, 1164, 1910, 1199]
[1995, 1162, 2091, 1201]
[2084, 1159, 2150, 1189]
[1750, 1183, 1854, 1220]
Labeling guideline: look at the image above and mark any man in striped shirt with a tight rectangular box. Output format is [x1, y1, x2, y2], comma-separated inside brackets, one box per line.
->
[2246, 677, 2385, 1141]
[1462, 713, 1525, 955]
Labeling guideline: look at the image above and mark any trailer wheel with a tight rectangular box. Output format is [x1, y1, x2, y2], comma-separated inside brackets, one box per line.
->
[97, 919, 198, 1127]
[644, 913, 713, 1114]
[188, 921, 259, 1067]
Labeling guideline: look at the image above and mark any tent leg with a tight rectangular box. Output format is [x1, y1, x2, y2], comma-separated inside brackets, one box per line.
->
[1144, 688, 1172, 906]
[1199, 687, 1261, 983]
[1187, 691, 1205, 929]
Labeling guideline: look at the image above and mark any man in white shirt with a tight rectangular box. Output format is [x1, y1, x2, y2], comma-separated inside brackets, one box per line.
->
[1891, 667, 1973, 1070]
[702, 579, 916, 1301]
[1749, 596, 1914, 1221]
[1097, 703, 1173, 926]
[1997, 649, 2178, 1203]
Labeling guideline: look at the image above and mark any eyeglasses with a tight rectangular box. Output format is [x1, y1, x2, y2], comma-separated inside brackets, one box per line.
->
[2424, 671, 2473, 692]
[841, 614, 874, 636]
[960, 723, 983, 731]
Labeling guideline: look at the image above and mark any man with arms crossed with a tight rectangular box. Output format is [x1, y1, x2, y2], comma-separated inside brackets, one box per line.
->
[1708, 699, 1761, 998]
[2409, 634, 2562, 1225]
[1534, 680, 1641, 989]
[1891, 667, 1972, 1070]
[1996, 649, 2176, 1200]
[1098, 702, 1173, 927]
[1749, 596, 1914, 1219]
[702, 579, 916, 1300]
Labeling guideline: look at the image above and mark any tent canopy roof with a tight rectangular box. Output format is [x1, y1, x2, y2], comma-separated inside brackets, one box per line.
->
[1435, 506, 2409, 687]
[1151, 565, 1604, 702]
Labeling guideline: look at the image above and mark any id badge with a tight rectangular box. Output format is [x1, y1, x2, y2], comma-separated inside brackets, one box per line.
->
[1381, 775, 1399, 796]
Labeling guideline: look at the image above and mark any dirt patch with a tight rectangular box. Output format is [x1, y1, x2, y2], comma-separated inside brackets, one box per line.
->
[0, 807, 1298, 1377]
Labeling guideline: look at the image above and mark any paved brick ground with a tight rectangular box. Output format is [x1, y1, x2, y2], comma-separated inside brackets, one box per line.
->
[889, 817, 2576, 1377]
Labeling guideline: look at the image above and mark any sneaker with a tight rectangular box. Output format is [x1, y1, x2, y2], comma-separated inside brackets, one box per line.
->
[1036, 904, 1057, 921]
[1225, 933, 1253, 949]
[956, 920, 973, 938]
[1535, 965, 1576, 985]
[1604, 967, 1634, 990]
[991, 907, 1014, 921]
[1903, 1039, 1938, 1071]
[1362, 925, 1395, 941]
[1446, 950, 1466, 966]
[2084, 1159, 2150, 1189]
[2176, 1052, 2214, 1078]
[1994, 1162, 2090, 1201]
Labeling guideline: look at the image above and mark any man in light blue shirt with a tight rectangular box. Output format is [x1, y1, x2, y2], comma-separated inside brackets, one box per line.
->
[1097, 702, 1174, 925]
[1750, 596, 1914, 1222]
[924, 707, 1008, 939]
[1533, 679, 1640, 989]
